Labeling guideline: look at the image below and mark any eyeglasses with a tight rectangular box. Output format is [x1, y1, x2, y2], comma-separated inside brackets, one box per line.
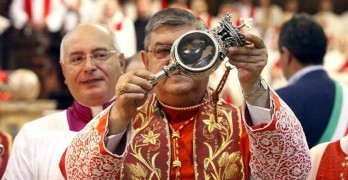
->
[66, 50, 116, 66]
[147, 45, 172, 61]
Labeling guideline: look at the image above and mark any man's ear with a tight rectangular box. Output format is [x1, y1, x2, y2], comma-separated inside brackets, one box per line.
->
[281, 46, 292, 65]
[118, 53, 126, 73]
[141, 50, 150, 71]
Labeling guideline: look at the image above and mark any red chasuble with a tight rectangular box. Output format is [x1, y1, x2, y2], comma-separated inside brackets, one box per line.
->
[60, 91, 311, 179]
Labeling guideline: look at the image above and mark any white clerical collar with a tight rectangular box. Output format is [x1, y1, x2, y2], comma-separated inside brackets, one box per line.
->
[79, 96, 116, 117]
[287, 65, 324, 85]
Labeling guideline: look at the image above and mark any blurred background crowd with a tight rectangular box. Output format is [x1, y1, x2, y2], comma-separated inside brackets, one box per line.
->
[0, 0, 347, 108]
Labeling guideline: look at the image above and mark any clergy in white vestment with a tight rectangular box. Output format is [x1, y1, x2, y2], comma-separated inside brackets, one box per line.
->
[2, 23, 125, 180]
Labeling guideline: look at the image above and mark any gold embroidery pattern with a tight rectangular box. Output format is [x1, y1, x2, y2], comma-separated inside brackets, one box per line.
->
[122, 95, 245, 179]
[218, 152, 242, 179]
[141, 131, 160, 145]
[203, 114, 222, 133]
[124, 162, 147, 178]
[121, 97, 165, 180]
[200, 103, 244, 180]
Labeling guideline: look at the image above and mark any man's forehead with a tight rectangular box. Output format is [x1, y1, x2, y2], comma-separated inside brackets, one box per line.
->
[65, 31, 112, 47]
[149, 26, 194, 45]
[64, 37, 112, 56]
[65, 25, 110, 43]
[72, 24, 108, 34]
[68, 30, 109, 41]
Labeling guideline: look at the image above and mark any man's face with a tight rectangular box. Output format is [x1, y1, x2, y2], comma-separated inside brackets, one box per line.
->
[142, 25, 209, 103]
[61, 26, 124, 106]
